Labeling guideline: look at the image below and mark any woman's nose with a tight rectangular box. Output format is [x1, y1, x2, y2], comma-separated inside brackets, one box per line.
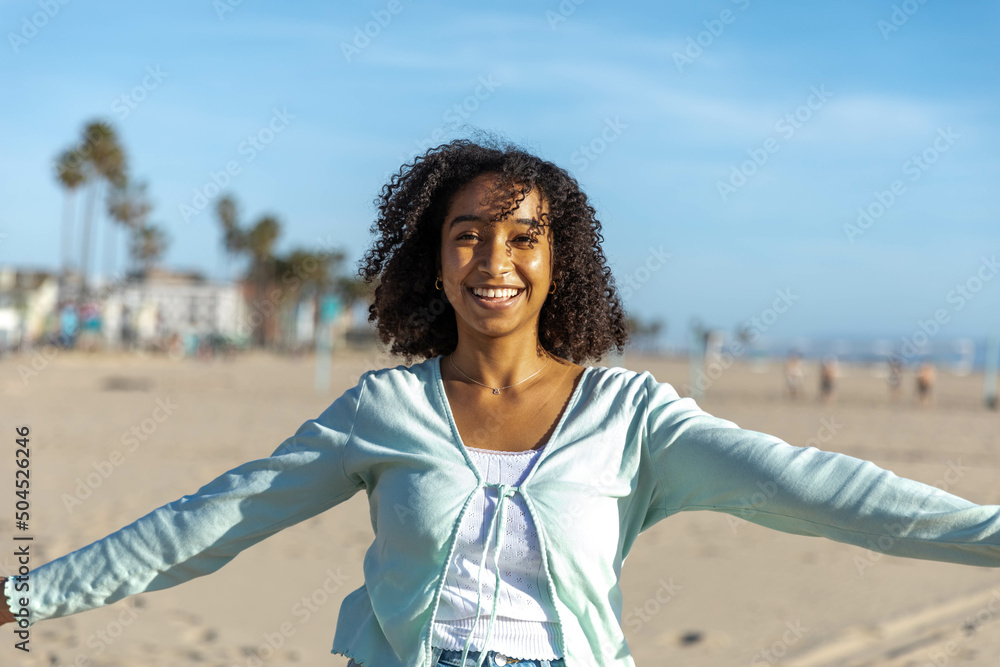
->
[478, 238, 513, 277]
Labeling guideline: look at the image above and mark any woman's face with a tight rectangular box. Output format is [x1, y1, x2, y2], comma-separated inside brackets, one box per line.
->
[439, 173, 554, 343]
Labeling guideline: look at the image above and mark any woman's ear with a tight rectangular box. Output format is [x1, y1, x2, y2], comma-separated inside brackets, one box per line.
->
[434, 257, 448, 304]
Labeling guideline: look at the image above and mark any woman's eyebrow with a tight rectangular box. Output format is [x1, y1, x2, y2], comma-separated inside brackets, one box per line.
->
[447, 214, 539, 228]
[447, 214, 480, 228]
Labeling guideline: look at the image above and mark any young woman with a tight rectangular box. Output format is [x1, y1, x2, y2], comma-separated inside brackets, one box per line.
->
[3, 139, 1000, 667]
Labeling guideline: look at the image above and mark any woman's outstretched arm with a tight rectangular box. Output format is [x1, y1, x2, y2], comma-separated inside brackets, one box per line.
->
[639, 373, 1000, 566]
[1, 374, 368, 628]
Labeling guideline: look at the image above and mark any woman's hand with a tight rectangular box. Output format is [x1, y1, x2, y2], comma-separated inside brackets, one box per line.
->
[0, 577, 16, 626]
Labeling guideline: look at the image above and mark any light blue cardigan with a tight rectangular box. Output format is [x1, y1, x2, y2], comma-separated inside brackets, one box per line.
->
[6, 356, 1000, 666]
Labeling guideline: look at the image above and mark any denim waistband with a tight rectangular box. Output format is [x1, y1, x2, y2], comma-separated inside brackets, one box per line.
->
[432, 645, 566, 666]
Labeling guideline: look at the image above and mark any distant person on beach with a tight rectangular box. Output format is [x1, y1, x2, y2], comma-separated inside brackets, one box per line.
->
[886, 356, 903, 402]
[916, 361, 936, 407]
[4, 138, 1000, 667]
[120, 304, 136, 351]
[58, 301, 79, 348]
[819, 356, 838, 404]
[784, 351, 804, 399]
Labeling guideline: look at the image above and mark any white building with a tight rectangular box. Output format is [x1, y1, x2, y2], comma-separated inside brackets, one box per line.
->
[98, 268, 249, 349]
[0, 268, 59, 350]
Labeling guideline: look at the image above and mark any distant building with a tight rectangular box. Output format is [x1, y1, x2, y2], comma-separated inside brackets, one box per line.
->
[102, 267, 249, 349]
[0, 267, 59, 350]
[2, 264, 359, 354]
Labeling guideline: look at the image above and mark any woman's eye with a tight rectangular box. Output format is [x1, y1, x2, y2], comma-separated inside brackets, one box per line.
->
[454, 232, 533, 244]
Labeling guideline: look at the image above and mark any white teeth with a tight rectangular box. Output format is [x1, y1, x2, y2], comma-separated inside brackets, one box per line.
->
[472, 287, 520, 299]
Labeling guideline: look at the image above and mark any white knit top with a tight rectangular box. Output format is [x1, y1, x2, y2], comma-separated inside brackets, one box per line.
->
[431, 445, 562, 660]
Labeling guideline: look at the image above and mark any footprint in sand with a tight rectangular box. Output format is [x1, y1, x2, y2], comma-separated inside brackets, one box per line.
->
[165, 608, 220, 644]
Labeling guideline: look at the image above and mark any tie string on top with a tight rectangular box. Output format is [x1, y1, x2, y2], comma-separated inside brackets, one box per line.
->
[459, 482, 522, 667]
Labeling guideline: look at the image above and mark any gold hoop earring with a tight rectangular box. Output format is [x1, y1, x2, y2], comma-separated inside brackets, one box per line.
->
[435, 278, 443, 291]
[549, 282, 557, 294]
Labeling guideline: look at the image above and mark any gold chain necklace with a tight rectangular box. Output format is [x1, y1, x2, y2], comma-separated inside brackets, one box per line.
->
[449, 355, 549, 394]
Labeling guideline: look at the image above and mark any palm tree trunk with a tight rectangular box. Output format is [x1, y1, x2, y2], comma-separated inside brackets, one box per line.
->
[61, 191, 76, 277]
[79, 181, 99, 301]
[104, 216, 117, 285]
[126, 225, 138, 277]
[256, 270, 266, 348]
[119, 226, 128, 279]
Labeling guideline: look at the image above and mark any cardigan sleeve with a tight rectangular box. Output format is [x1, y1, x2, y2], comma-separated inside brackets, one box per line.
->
[4, 374, 368, 627]
[639, 373, 1000, 567]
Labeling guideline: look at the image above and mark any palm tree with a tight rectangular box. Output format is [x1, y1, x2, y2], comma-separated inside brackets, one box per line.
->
[215, 195, 245, 281]
[94, 133, 126, 287]
[244, 215, 280, 281]
[243, 215, 281, 347]
[335, 275, 373, 326]
[271, 250, 317, 350]
[291, 248, 337, 294]
[107, 180, 152, 277]
[102, 168, 129, 281]
[130, 223, 169, 274]
[55, 150, 85, 280]
[627, 316, 665, 353]
[287, 249, 338, 349]
[75, 120, 125, 299]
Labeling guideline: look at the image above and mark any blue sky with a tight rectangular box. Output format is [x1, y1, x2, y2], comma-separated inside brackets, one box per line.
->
[1, 0, 998, 347]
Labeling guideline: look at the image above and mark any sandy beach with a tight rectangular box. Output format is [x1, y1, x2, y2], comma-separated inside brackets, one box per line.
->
[1, 348, 998, 666]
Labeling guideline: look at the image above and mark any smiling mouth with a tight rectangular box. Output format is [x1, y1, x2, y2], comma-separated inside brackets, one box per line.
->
[468, 286, 524, 303]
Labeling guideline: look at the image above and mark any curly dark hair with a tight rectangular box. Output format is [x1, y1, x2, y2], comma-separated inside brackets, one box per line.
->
[358, 135, 629, 364]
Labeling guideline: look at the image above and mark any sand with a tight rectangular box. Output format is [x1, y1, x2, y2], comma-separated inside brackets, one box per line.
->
[1, 348, 998, 666]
